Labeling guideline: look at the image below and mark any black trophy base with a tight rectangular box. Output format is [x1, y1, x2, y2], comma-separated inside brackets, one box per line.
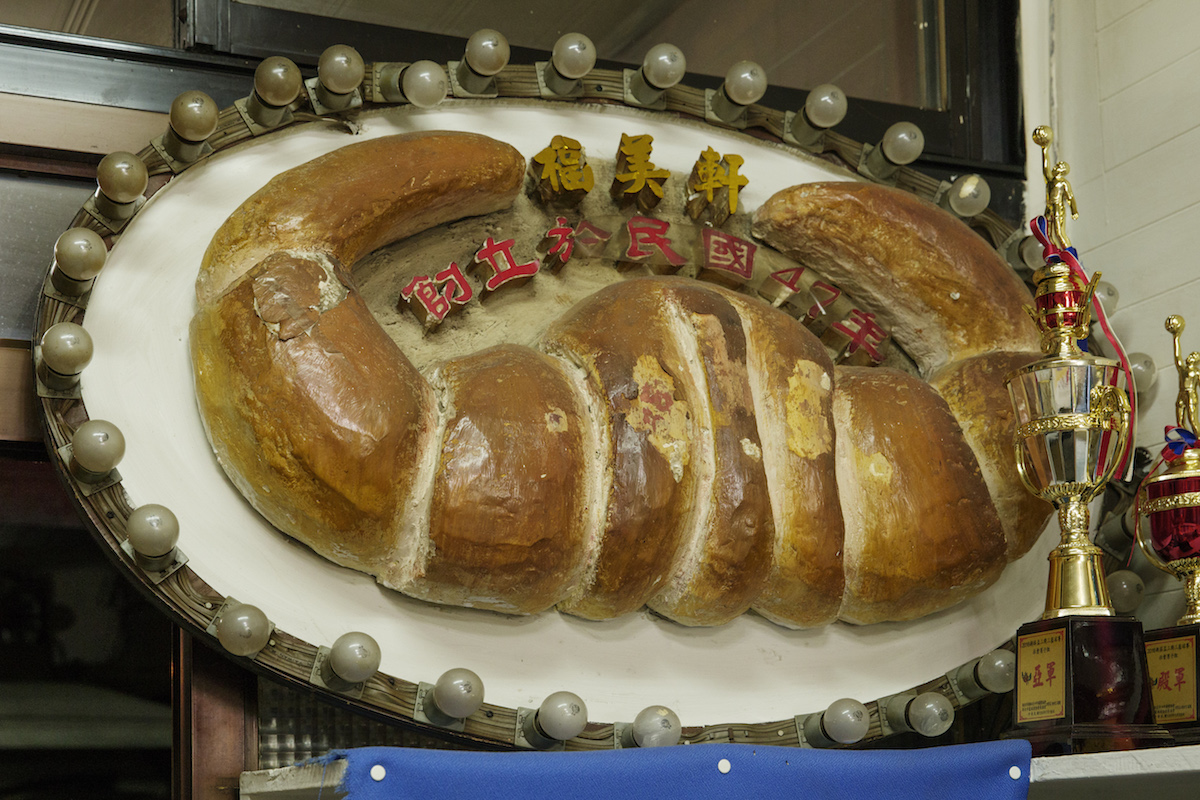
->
[1143, 623, 1200, 744]
[1004, 614, 1173, 756]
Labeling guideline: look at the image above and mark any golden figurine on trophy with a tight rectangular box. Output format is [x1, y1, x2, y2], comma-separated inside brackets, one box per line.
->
[1003, 125, 1168, 754]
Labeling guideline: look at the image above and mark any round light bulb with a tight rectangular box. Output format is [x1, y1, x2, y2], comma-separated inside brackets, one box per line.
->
[537, 691, 588, 741]
[723, 60, 767, 106]
[551, 33, 596, 80]
[40, 322, 93, 376]
[318, 45, 365, 95]
[1094, 280, 1119, 313]
[631, 705, 681, 747]
[53, 227, 107, 281]
[216, 603, 271, 657]
[907, 692, 954, 737]
[822, 698, 869, 744]
[465, 29, 509, 76]
[433, 668, 485, 719]
[71, 419, 125, 474]
[881, 121, 925, 165]
[1019, 235, 1043, 269]
[642, 43, 686, 90]
[1128, 352, 1158, 392]
[1107, 569, 1146, 614]
[804, 83, 847, 129]
[328, 631, 381, 683]
[126, 503, 180, 558]
[948, 174, 991, 217]
[975, 650, 1016, 693]
[402, 60, 448, 108]
[96, 151, 147, 204]
[255, 56, 303, 107]
[169, 90, 218, 142]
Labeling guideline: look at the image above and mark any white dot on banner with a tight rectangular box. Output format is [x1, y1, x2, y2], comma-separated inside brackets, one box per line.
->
[371, 765, 386, 782]
[717, 758, 731, 774]
[1009, 766, 1022, 780]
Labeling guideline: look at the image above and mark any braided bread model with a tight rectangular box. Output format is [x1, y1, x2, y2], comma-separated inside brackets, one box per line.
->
[190, 131, 1050, 629]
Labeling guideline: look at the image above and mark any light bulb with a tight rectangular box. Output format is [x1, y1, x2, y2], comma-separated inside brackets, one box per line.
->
[631, 705, 681, 747]
[318, 45, 364, 94]
[1094, 280, 1119, 313]
[948, 174, 991, 217]
[433, 668, 485, 719]
[975, 650, 1016, 693]
[907, 692, 954, 737]
[881, 121, 925, 165]
[1019, 235, 1043, 269]
[642, 43, 686, 90]
[465, 29, 509, 76]
[169, 90, 218, 142]
[96, 152, 147, 204]
[216, 602, 271, 656]
[71, 419, 125, 474]
[537, 691, 588, 740]
[804, 83, 847, 129]
[53, 228, 107, 282]
[1106, 569, 1145, 614]
[402, 61, 448, 108]
[40, 322, 93, 377]
[723, 60, 767, 106]
[552, 33, 595, 80]
[328, 631, 381, 683]
[126, 503, 179, 558]
[822, 698, 869, 744]
[1128, 352, 1158, 392]
[255, 56, 302, 107]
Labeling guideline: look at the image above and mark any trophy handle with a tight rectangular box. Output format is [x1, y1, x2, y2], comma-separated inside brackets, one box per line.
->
[1090, 383, 1130, 495]
[1133, 494, 1175, 577]
[1013, 436, 1043, 499]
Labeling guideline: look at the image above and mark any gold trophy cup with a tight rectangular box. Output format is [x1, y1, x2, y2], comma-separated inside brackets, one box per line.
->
[1138, 314, 1200, 741]
[1002, 125, 1168, 754]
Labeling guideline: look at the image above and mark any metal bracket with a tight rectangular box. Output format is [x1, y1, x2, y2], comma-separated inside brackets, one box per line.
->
[119, 538, 188, 584]
[56, 442, 121, 496]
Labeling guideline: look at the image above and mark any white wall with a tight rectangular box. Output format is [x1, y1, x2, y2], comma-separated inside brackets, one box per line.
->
[1038, 0, 1200, 624]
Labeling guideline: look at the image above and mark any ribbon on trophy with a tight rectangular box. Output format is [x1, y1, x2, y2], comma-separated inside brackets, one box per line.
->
[1126, 425, 1199, 566]
[1163, 425, 1198, 461]
[1031, 214, 1137, 479]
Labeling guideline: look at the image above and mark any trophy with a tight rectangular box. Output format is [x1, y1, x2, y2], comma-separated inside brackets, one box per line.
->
[1002, 126, 1169, 754]
[1137, 314, 1200, 742]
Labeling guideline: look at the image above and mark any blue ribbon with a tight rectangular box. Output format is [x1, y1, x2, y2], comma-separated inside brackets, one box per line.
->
[1165, 426, 1198, 460]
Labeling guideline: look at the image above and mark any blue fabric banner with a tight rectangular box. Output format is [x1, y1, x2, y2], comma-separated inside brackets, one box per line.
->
[326, 740, 1031, 800]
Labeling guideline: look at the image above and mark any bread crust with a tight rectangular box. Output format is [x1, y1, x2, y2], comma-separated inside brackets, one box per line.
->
[719, 290, 844, 629]
[751, 182, 1041, 375]
[647, 282, 775, 626]
[541, 279, 700, 620]
[190, 251, 433, 575]
[833, 366, 1007, 625]
[198, 131, 525, 306]
[404, 344, 590, 614]
[929, 351, 1053, 560]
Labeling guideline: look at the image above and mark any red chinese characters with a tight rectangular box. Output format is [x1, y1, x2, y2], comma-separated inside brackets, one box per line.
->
[540, 216, 576, 273]
[622, 216, 686, 273]
[399, 261, 475, 325]
[473, 236, 540, 293]
[829, 309, 889, 364]
[701, 228, 756, 281]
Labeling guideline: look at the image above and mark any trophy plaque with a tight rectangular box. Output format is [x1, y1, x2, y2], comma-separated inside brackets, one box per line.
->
[1138, 314, 1200, 743]
[1003, 126, 1170, 755]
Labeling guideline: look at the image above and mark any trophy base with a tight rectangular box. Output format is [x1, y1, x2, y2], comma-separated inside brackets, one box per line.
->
[1005, 615, 1172, 756]
[1143, 624, 1200, 743]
